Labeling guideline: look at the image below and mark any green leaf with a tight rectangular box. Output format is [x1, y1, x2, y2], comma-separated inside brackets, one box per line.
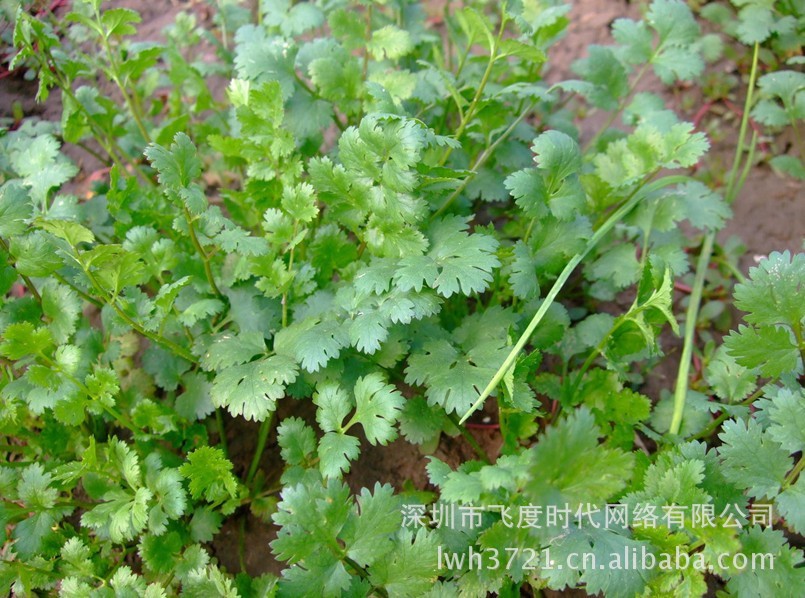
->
[724, 324, 800, 378]
[705, 347, 757, 403]
[101, 8, 140, 38]
[0, 181, 33, 237]
[144, 133, 206, 214]
[775, 476, 805, 535]
[350, 373, 404, 445]
[179, 447, 239, 505]
[718, 418, 791, 499]
[211, 354, 298, 421]
[525, 407, 634, 504]
[0, 322, 53, 360]
[733, 251, 805, 329]
[274, 317, 346, 373]
[762, 387, 805, 453]
[200, 331, 266, 371]
[395, 216, 499, 298]
[277, 417, 316, 466]
[725, 526, 805, 596]
[571, 46, 629, 111]
[281, 182, 319, 223]
[368, 25, 413, 60]
[594, 122, 709, 188]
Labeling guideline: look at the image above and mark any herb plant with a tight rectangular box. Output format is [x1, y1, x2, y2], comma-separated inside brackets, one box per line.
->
[0, 0, 803, 596]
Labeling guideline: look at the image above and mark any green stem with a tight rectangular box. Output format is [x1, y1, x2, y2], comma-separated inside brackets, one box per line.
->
[52, 271, 103, 308]
[94, 6, 152, 144]
[783, 456, 805, 489]
[460, 173, 688, 425]
[438, 15, 507, 166]
[183, 207, 223, 299]
[567, 318, 627, 403]
[246, 412, 274, 487]
[690, 385, 766, 441]
[583, 61, 650, 153]
[668, 44, 760, 437]
[216, 408, 229, 458]
[80, 262, 198, 364]
[362, 5, 373, 83]
[344, 556, 389, 598]
[668, 233, 714, 436]
[447, 412, 490, 464]
[724, 43, 760, 204]
[432, 103, 533, 218]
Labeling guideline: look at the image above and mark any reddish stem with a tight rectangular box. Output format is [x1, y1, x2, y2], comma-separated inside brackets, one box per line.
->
[465, 422, 500, 430]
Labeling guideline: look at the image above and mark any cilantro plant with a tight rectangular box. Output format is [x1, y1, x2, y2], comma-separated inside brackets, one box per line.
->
[1, 0, 803, 596]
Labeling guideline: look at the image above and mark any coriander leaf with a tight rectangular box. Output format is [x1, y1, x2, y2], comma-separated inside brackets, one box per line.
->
[179, 447, 239, 505]
[277, 417, 316, 466]
[718, 418, 791, 499]
[350, 373, 404, 445]
[724, 324, 800, 378]
[395, 216, 499, 298]
[144, 133, 206, 215]
[733, 251, 805, 329]
[211, 354, 298, 421]
[368, 25, 413, 60]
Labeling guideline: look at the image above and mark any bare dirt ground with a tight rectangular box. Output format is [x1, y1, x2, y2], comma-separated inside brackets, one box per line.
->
[0, 0, 801, 586]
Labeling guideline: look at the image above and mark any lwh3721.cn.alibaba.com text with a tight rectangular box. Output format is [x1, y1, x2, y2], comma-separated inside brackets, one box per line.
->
[437, 545, 776, 573]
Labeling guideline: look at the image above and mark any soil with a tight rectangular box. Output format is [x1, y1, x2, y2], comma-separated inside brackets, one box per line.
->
[0, 0, 802, 590]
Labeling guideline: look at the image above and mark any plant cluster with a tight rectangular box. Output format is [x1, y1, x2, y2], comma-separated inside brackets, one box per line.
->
[0, 0, 803, 596]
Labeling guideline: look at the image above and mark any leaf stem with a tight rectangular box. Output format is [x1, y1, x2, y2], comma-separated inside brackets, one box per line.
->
[438, 15, 507, 167]
[183, 206, 223, 299]
[447, 412, 491, 463]
[668, 233, 714, 436]
[668, 43, 760, 437]
[690, 385, 766, 441]
[80, 260, 198, 364]
[460, 173, 687, 424]
[783, 455, 805, 490]
[216, 408, 229, 458]
[246, 412, 274, 488]
[432, 102, 533, 218]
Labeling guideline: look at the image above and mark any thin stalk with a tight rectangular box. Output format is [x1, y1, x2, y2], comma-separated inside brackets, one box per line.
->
[52, 271, 103, 307]
[690, 385, 766, 441]
[216, 408, 229, 458]
[447, 413, 490, 463]
[724, 43, 761, 203]
[432, 103, 533, 218]
[668, 43, 760, 437]
[93, 5, 152, 144]
[668, 233, 714, 436]
[183, 207, 223, 299]
[246, 412, 274, 487]
[80, 262, 198, 364]
[460, 173, 687, 425]
[583, 62, 651, 153]
[344, 556, 389, 598]
[362, 5, 373, 83]
[438, 15, 507, 166]
[783, 456, 805, 490]
[566, 318, 627, 402]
